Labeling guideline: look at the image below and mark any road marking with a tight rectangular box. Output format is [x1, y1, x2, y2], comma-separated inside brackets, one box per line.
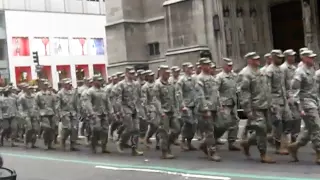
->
[95, 165, 231, 180]
[2, 152, 319, 180]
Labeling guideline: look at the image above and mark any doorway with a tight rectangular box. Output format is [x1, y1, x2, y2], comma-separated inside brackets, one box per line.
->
[270, 1, 304, 53]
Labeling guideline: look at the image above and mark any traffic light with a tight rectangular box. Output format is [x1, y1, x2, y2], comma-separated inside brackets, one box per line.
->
[32, 51, 39, 64]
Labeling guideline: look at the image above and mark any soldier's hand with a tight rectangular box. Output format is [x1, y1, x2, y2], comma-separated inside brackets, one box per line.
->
[300, 110, 306, 116]
[161, 113, 166, 118]
[247, 112, 254, 120]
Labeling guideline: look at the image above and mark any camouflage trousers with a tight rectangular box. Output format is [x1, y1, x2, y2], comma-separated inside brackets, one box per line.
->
[181, 107, 197, 140]
[90, 114, 109, 152]
[0, 117, 18, 144]
[244, 109, 268, 154]
[158, 112, 180, 153]
[198, 111, 218, 153]
[60, 114, 79, 148]
[119, 112, 140, 148]
[296, 108, 320, 151]
[40, 115, 56, 148]
[25, 116, 40, 145]
[270, 104, 292, 145]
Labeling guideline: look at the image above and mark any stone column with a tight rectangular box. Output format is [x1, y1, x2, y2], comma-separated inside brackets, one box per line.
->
[301, 0, 319, 52]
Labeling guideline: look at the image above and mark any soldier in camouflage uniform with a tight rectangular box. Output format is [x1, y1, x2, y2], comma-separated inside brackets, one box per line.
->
[215, 58, 241, 151]
[106, 74, 119, 141]
[153, 65, 180, 159]
[0, 87, 19, 147]
[298, 47, 309, 67]
[116, 67, 143, 156]
[288, 50, 320, 164]
[265, 50, 292, 155]
[281, 49, 300, 143]
[82, 75, 113, 153]
[136, 70, 148, 142]
[19, 84, 39, 148]
[56, 78, 79, 151]
[195, 58, 221, 161]
[35, 80, 57, 150]
[238, 52, 275, 163]
[141, 70, 159, 149]
[176, 63, 197, 151]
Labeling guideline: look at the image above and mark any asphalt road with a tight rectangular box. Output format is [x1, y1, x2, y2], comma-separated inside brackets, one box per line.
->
[0, 120, 316, 180]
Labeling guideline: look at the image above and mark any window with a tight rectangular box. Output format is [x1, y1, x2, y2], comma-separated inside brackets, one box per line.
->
[148, 42, 160, 56]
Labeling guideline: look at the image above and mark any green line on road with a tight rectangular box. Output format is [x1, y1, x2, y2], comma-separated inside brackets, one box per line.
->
[2, 152, 319, 180]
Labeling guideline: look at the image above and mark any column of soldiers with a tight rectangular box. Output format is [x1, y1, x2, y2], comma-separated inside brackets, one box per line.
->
[0, 47, 320, 165]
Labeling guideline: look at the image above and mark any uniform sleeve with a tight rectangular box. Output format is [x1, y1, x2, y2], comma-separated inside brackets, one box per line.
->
[55, 92, 62, 115]
[175, 79, 184, 109]
[195, 79, 207, 111]
[237, 74, 252, 114]
[153, 83, 164, 115]
[290, 70, 302, 102]
[82, 90, 94, 115]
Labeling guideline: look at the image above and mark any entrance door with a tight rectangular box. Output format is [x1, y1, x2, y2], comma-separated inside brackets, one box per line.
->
[270, 1, 304, 53]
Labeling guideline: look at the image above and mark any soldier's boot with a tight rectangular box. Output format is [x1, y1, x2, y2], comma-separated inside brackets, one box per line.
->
[315, 151, 320, 165]
[155, 136, 160, 150]
[240, 140, 251, 158]
[0, 132, 4, 146]
[101, 139, 110, 153]
[131, 147, 144, 156]
[143, 137, 151, 149]
[208, 151, 222, 162]
[287, 142, 300, 162]
[260, 153, 276, 163]
[277, 134, 289, 155]
[187, 138, 196, 151]
[31, 135, 37, 148]
[116, 141, 125, 153]
[180, 139, 189, 151]
[161, 150, 175, 159]
[228, 142, 241, 151]
[60, 138, 66, 151]
[199, 142, 208, 155]
[70, 141, 79, 151]
[216, 138, 225, 145]
[173, 139, 180, 146]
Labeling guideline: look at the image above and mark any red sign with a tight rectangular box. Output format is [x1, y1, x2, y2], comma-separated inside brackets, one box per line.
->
[12, 37, 30, 56]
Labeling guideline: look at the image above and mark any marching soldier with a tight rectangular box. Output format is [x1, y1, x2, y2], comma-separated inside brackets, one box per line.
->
[238, 52, 275, 163]
[82, 75, 113, 153]
[141, 70, 159, 149]
[153, 65, 180, 159]
[215, 58, 241, 151]
[288, 50, 320, 164]
[266, 50, 292, 155]
[35, 80, 57, 150]
[195, 58, 221, 161]
[0, 87, 19, 147]
[56, 78, 79, 151]
[281, 49, 300, 143]
[176, 63, 197, 151]
[19, 84, 39, 148]
[260, 53, 272, 74]
[116, 67, 143, 156]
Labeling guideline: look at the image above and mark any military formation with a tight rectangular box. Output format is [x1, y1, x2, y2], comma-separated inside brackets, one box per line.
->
[1, 47, 320, 165]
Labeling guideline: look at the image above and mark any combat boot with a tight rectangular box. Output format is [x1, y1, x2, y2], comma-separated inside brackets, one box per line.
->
[199, 142, 208, 155]
[287, 142, 300, 162]
[209, 152, 221, 162]
[180, 141, 189, 151]
[216, 138, 225, 145]
[240, 140, 251, 157]
[116, 141, 125, 153]
[161, 150, 175, 159]
[228, 142, 241, 151]
[187, 139, 197, 151]
[260, 154, 276, 163]
[131, 147, 144, 156]
[276, 134, 289, 155]
[316, 151, 320, 165]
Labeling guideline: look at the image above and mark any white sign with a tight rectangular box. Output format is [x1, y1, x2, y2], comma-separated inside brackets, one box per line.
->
[51, 37, 70, 55]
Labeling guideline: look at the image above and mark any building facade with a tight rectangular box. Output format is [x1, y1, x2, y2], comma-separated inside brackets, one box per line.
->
[105, 0, 320, 73]
[0, 0, 107, 89]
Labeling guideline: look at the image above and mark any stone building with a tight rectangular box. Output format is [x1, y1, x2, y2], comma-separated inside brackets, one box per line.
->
[105, 0, 319, 73]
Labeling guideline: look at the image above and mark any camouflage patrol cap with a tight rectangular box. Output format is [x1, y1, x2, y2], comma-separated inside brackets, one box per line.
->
[270, 49, 284, 57]
[62, 78, 72, 84]
[264, 53, 271, 58]
[125, 66, 134, 71]
[283, 49, 296, 56]
[244, 52, 260, 60]
[120, 74, 125, 78]
[182, 62, 192, 67]
[171, 66, 180, 72]
[300, 50, 317, 58]
[198, 58, 211, 64]
[210, 62, 216, 68]
[222, 57, 233, 65]
[299, 47, 308, 54]
[136, 69, 145, 75]
[92, 75, 103, 81]
[159, 65, 169, 69]
[149, 72, 155, 76]
[144, 70, 152, 75]
[128, 69, 136, 74]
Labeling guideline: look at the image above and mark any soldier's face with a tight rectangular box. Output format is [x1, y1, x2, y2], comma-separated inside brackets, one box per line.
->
[273, 56, 283, 65]
[162, 72, 170, 80]
[286, 55, 295, 64]
[302, 57, 315, 66]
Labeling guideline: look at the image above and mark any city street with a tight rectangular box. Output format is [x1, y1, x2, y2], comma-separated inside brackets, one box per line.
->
[1, 120, 319, 180]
